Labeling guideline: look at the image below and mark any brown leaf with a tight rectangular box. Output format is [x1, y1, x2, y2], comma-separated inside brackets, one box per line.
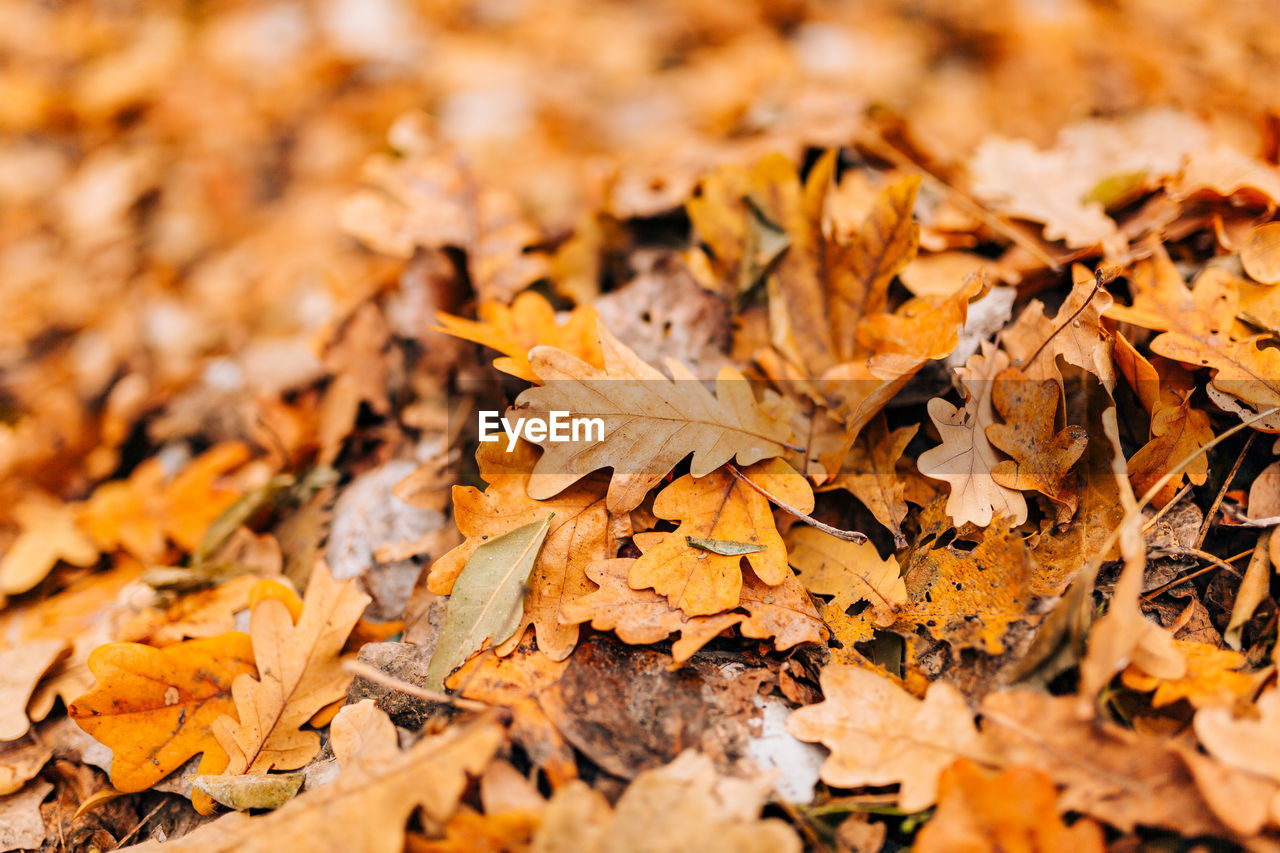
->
[986, 367, 1087, 522]
[787, 528, 904, 624]
[213, 563, 369, 775]
[1241, 222, 1280, 285]
[0, 640, 68, 742]
[822, 416, 918, 546]
[427, 441, 629, 661]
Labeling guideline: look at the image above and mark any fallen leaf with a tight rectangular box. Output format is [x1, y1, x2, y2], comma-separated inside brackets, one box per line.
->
[427, 514, 553, 690]
[1195, 687, 1280, 786]
[915, 759, 1105, 853]
[0, 495, 98, 595]
[917, 343, 1028, 528]
[628, 458, 811, 615]
[0, 739, 53, 796]
[1122, 640, 1257, 708]
[787, 528, 905, 624]
[0, 640, 68, 741]
[823, 416, 918, 547]
[127, 717, 505, 853]
[435, 292, 603, 384]
[787, 664, 990, 812]
[516, 322, 792, 512]
[532, 750, 802, 853]
[213, 563, 370, 776]
[986, 367, 1087, 522]
[69, 632, 256, 792]
[0, 779, 53, 852]
[1224, 531, 1271, 650]
[193, 772, 304, 811]
[427, 441, 630, 661]
[1241, 222, 1280, 285]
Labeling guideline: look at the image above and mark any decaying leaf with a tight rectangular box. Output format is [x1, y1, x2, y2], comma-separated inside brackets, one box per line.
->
[435, 292, 603, 385]
[129, 717, 505, 853]
[917, 343, 1027, 528]
[427, 514, 553, 689]
[69, 633, 256, 791]
[823, 416, 918, 547]
[193, 772, 304, 811]
[787, 528, 904, 625]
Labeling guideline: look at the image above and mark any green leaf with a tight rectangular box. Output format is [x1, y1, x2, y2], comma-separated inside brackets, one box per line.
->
[685, 536, 766, 556]
[192, 772, 304, 810]
[426, 514, 553, 690]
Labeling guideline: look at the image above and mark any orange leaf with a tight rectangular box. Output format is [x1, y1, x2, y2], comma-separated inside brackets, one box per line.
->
[69, 632, 256, 792]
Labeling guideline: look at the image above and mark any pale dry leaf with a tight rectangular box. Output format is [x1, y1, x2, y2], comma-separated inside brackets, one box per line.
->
[0, 640, 68, 742]
[214, 563, 370, 775]
[787, 664, 990, 811]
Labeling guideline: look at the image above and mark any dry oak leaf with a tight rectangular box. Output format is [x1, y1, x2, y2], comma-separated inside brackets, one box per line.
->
[822, 416, 918, 547]
[213, 563, 369, 777]
[1195, 687, 1280, 787]
[532, 750, 801, 853]
[628, 458, 811, 616]
[0, 640, 68, 742]
[317, 302, 400, 464]
[1114, 333, 1212, 506]
[980, 690, 1225, 836]
[986, 367, 1087, 522]
[434, 291, 604, 385]
[1001, 266, 1116, 391]
[898, 520, 1051, 655]
[128, 717, 505, 853]
[1242, 222, 1280, 285]
[0, 738, 53, 797]
[1121, 640, 1257, 709]
[1174, 743, 1280, 837]
[77, 441, 251, 564]
[854, 270, 983, 363]
[918, 343, 1027, 528]
[427, 440, 630, 661]
[915, 759, 1104, 853]
[68, 632, 256, 792]
[515, 322, 792, 513]
[0, 495, 97, 595]
[787, 528, 905, 626]
[787, 664, 990, 812]
[560, 558, 743, 666]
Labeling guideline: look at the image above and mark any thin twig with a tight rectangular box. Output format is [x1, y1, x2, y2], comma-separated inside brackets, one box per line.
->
[1020, 269, 1104, 370]
[111, 801, 168, 850]
[343, 660, 490, 712]
[727, 463, 868, 543]
[1195, 431, 1255, 549]
[1140, 484, 1193, 534]
[1141, 548, 1249, 601]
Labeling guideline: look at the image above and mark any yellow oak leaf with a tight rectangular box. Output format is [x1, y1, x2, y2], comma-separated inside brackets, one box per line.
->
[434, 291, 603, 384]
[426, 441, 630, 661]
[516, 321, 792, 513]
[628, 458, 812, 616]
[986, 367, 1088, 522]
[213, 563, 369, 777]
[1122, 640, 1258, 708]
[916, 760, 1104, 853]
[0, 494, 98, 595]
[69, 632, 256, 792]
[787, 527, 905, 625]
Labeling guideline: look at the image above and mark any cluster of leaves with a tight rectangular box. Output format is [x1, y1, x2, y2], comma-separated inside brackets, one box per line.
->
[6, 1, 1280, 851]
